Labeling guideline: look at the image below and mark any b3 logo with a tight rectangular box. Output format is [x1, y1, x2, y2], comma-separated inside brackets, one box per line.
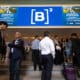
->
[31, 8, 53, 24]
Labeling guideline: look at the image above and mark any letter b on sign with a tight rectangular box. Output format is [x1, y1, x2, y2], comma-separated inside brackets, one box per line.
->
[35, 12, 45, 21]
[31, 9, 52, 24]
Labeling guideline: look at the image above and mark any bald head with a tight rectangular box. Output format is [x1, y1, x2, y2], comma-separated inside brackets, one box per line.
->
[15, 32, 22, 39]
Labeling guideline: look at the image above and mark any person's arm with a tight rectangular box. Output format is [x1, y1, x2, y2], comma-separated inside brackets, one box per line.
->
[39, 42, 41, 55]
[14, 40, 24, 49]
[39, 42, 41, 51]
[8, 40, 15, 48]
[5, 47, 10, 58]
[49, 40, 55, 59]
[5, 47, 10, 64]
[0, 31, 3, 46]
[8, 40, 24, 49]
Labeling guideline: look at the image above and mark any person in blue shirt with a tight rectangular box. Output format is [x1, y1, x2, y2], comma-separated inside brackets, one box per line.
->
[64, 38, 72, 63]
[5, 32, 24, 80]
[31, 35, 42, 71]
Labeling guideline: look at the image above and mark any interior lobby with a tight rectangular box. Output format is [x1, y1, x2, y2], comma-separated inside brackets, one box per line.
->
[0, 0, 80, 80]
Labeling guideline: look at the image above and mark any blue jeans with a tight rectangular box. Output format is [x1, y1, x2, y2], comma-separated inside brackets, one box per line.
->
[9, 58, 21, 80]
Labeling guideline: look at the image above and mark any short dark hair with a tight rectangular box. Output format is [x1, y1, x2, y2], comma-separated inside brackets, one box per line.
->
[44, 31, 50, 37]
[71, 33, 77, 37]
[54, 35, 58, 38]
[0, 21, 8, 27]
[35, 35, 38, 38]
[66, 38, 69, 42]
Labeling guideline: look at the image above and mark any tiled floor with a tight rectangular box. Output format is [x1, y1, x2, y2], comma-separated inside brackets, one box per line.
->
[0, 59, 65, 80]
[0, 54, 80, 80]
[0, 65, 80, 80]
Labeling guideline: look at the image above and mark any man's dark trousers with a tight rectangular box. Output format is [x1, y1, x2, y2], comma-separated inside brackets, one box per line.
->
[32, 49, 42, 70]
[9, 58, 21, 80]
[41, 54, 54, 80]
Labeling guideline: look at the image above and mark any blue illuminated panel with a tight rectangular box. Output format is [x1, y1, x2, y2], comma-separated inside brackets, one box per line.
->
[0, 6, 80, 27]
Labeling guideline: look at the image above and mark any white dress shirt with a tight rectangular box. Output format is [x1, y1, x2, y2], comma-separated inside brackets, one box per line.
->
[39, 37, 55, 59]
[31, 39, 40, 50]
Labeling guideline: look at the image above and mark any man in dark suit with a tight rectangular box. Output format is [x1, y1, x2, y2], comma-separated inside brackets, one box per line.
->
[5, 32, 24, 80]
[0, 21, 8, 62]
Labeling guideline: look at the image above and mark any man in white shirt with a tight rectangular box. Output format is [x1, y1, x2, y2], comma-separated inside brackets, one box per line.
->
[31, 35, 42, 71]
[39, 31, 55, 80]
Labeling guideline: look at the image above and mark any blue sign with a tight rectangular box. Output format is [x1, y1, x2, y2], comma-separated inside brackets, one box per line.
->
[63, 6, 80, 26]
[0, 6, 80, 26]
